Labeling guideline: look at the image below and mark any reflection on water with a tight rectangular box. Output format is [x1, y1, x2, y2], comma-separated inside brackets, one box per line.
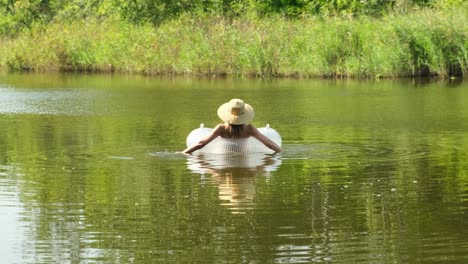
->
[0, 73, 467, 263]
[0, 166, 25, 264]
[187, 153, 282, 173]
[187, 153, 282, 213]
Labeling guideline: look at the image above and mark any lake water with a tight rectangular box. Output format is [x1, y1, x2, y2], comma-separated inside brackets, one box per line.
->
[0, 73, 467, 264]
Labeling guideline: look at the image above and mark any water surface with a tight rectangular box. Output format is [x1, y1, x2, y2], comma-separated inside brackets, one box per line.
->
[0, 73, 467, 263]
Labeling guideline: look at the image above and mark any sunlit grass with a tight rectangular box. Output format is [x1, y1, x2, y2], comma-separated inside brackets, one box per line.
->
[0, 8, 466, 78]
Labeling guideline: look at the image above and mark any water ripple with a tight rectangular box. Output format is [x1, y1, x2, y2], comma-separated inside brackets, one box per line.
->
[282, 142, 431, 163]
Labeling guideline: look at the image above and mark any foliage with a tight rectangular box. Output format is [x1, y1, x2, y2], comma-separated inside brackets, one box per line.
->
[0, 0, 466, 35]
[1, 7, 466, 78]
[0, 0, 466, 78]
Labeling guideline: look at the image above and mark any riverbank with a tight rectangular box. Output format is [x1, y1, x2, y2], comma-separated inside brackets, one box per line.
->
[0, 8, 466, 79]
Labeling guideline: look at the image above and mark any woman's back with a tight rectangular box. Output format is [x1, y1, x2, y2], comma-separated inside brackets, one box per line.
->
[217, 124, 252, 139]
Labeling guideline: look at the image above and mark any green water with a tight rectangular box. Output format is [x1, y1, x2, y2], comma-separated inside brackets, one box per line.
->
[0, 73, 467, 264]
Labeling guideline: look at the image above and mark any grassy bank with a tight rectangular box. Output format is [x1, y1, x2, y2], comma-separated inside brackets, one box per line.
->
[0, 8, 466, 78]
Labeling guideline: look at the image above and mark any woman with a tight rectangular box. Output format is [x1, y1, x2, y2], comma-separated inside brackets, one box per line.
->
[182, 98, 282, 154]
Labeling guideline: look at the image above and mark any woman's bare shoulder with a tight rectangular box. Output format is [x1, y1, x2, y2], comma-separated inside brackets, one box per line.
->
[214, 123, 228, 136]
[213, 123, 224, 131]
[246, 124, 259, 135]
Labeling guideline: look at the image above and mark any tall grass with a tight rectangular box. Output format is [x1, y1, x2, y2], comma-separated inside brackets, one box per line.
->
[0, 8, 466, 78]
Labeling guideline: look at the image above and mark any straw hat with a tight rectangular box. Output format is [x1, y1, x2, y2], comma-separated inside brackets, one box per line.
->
[217, 99, 255, 125]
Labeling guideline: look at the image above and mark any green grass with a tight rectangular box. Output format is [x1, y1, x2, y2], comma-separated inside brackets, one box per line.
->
[0, 8, 466, 78]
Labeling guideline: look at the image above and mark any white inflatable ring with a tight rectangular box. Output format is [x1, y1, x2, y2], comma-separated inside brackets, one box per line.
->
[186, 123, 282, 154]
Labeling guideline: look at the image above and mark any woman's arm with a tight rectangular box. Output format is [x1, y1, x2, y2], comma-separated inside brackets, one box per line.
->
[182, 125, 221, 154]
[250, 126, 282, 153]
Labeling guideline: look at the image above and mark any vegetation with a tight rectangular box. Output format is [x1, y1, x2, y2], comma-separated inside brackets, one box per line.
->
[0, 0, 466, 78]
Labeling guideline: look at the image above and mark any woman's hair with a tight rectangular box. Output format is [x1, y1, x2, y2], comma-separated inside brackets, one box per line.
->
[229, 124, 243, 138]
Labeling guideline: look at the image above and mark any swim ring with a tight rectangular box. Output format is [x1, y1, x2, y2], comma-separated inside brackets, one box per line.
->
[186, 123, 282, 154]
